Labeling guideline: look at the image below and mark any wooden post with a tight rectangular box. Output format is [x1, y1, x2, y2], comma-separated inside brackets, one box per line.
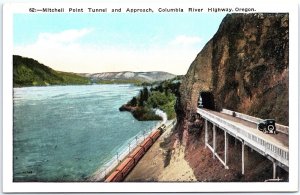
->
[224, 131, 228, 167]
[273, 161, 277, 179]
[205, 119, 208, 148]
[213, 124, 216, 159]
[242, 142, 245, 175]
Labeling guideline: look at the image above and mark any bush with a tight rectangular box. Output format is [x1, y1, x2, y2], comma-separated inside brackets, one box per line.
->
[146, 91, 176, 119]
[132, 107, 161, 121]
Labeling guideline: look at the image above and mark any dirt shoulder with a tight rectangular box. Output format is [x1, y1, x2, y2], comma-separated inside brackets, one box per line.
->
[124, 123, 196, 182]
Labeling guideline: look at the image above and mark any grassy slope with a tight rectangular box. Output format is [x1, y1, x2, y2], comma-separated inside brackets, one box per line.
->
[13, 55, 90, 87]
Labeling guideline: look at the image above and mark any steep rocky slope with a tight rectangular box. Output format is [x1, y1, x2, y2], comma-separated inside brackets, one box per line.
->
[176, 13, 289, 144]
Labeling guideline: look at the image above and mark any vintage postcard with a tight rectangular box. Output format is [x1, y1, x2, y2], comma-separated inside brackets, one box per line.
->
[2, 0, 299, 193]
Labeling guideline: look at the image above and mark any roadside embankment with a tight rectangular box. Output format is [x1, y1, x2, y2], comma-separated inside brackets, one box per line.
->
[125, 121, 197, 182]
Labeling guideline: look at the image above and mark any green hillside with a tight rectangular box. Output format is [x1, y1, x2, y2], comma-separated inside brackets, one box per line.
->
[13, 55, 90, 87]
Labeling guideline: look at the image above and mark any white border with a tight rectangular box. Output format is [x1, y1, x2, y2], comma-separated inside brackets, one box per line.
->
[2, 0, 299, 193]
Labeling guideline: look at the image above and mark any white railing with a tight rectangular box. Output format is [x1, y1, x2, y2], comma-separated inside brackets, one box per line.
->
[88, 119, 176, 181]
[198, 108, 289, 167]
[221, 109, 289, 135]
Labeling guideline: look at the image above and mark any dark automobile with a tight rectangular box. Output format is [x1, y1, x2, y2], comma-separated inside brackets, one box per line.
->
[257, 119, 276, 134]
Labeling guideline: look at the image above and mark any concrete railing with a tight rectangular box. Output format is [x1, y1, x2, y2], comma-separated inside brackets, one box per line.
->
[198, 108, 289, 167]
[221, 109, 289, 135]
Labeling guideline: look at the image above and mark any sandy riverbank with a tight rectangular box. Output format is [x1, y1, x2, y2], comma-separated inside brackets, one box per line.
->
[124, 122, 197, 182]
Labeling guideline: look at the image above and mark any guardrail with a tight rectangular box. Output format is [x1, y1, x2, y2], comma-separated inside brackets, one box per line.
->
[221, 109, 289, 135]
[198, 108, 289, 168]
[88, 119, 176, 181]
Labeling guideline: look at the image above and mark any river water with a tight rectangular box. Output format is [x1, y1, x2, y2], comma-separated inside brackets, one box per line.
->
[13, 84, 157, 182]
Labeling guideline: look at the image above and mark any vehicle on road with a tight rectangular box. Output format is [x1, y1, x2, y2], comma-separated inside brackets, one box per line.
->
[257, 119, 276, 134]
[198, 96, 203, 108]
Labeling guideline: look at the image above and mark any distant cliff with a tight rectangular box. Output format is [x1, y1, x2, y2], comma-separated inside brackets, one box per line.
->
[13, 55, 90, 87]
[176, 13, 289, 144]
[79, 71, 176, 84]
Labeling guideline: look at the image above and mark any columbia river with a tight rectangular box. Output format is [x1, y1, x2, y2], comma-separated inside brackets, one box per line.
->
[13, 84, 157, 182]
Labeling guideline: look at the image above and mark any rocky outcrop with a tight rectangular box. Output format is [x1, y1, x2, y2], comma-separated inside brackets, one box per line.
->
[176, 13, 289, 144]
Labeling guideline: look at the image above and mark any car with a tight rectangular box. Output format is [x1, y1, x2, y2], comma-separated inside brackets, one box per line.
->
[198, 96, 203, 108]
[257, 119, 276, 134]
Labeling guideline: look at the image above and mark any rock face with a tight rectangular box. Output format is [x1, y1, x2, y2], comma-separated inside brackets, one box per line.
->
[176, 13, 289, 144]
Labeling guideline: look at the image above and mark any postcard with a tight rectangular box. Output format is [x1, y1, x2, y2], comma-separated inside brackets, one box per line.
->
[2, 0, 299, 193]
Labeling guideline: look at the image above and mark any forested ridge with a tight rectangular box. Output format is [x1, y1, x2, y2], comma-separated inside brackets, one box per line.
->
[13, 55, 90, 87]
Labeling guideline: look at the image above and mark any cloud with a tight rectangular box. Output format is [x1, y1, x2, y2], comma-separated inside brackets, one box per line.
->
[37, 28, 93, 43]
[171, 35, 202, 46]
[14, 29, 203, 75]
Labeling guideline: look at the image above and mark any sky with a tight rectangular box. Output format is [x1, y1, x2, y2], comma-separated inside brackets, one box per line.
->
[14, 13, 226, 75]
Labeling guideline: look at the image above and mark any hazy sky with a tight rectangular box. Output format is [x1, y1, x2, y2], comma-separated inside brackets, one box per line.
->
[14, 13, 226, 75]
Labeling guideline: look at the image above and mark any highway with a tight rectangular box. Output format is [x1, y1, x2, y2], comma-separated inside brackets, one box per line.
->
[204, 109, 289, 148]
[198, 108, 289, 170]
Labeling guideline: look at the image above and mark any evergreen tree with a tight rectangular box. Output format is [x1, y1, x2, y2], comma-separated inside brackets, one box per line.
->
[129, 97, 137, 106]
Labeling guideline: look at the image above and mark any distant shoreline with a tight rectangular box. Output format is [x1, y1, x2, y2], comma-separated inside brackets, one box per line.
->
[13, 83, 138, 88]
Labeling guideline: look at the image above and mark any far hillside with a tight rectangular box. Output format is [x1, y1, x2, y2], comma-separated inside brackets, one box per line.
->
[79, 71, 176, 85]
[13, 55, 90, 87]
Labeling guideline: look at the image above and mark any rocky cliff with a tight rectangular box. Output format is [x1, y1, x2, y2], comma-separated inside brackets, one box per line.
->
[176, 13, 289, 144]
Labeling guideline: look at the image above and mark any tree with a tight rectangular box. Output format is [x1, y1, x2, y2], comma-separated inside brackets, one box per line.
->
[129, 97, 137, 106]
[142, 87, 149, 101]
